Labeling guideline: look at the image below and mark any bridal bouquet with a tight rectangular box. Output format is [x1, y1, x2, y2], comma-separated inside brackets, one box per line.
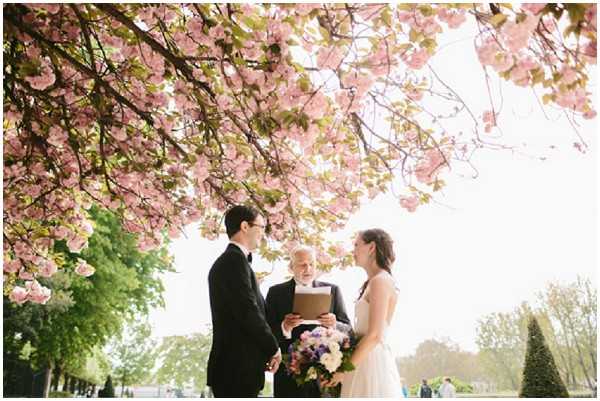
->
[284, 326, 356, 396]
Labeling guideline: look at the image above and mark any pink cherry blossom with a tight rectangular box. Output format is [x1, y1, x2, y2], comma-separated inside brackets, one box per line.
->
[400, 195, 419, 213]
[26, 280, 51, 304]
[521, 3, 546, 15]
[404, 86, 424, 101]
[24, 57, 56, 90]
[404, 48, 430, 70]
[561, 67, 578, 85]
[67, 236, 87, 253]
[316, 46, 345, 70]
[482, 110, 498, 133]
[502, 14, 539, 54]
[9, 286, 29, 305]
[111, 126, 127, 141]
[19, 269, 34, 280]
[437, 8, 467, 29]
[38, 259, 58, 278]
[2, 3, 596, 304]
[3, 259, 21, 274]
[75, 258, 95, 277]
[47, 126, 68, 147]
[341, 72, 374, 98]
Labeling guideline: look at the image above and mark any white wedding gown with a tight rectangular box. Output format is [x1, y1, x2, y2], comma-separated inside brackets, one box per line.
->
[341, 283, 404, 398]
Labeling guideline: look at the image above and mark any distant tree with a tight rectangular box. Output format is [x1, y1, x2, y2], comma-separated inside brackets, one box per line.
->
[108, 320, 157, 396]
[396, 337, 484, 388]
[156, 332, 212, 393]
[475, 302, 532, 390]
[537, 277, 597, 391]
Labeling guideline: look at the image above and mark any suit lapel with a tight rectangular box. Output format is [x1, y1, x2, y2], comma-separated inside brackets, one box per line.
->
[227, 244, 265, 314]
[249, 268, 266, 314]
[284, 279, 295, 313]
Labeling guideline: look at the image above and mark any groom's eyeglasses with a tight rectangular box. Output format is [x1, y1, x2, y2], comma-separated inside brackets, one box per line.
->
[249, 223, 266, 230]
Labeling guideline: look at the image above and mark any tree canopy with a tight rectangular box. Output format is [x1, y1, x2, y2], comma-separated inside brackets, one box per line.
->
[3, 3, 597, 303]
[3, 207, 172, 381]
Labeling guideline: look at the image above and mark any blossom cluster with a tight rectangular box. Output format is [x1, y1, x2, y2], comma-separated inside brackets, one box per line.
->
[3, 3, 595, 303]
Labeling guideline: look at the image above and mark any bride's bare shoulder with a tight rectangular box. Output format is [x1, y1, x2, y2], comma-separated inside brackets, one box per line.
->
[369, 273, 396, 292]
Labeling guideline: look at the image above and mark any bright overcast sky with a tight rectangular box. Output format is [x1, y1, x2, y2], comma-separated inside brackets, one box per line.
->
[148, 18, 597, 358]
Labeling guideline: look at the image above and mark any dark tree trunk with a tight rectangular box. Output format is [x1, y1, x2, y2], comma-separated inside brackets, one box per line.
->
[62, 373, 69, 392]
[51, 365, 61, 391]
[69, 376, 76, 394]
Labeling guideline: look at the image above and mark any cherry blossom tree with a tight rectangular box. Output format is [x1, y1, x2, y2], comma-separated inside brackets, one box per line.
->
[3, 3, 596, 303]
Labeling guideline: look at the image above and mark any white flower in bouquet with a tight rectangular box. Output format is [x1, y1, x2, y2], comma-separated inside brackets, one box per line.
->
[320, 351, 342, 373]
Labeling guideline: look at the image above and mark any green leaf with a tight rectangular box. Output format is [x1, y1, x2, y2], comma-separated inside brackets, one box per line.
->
[319, 25, 330, 41]
[531, 68, 545, 85]
[381, 7, 392, 26]
[298, 75, 311, 92]
[565, 4, 586, 25]
[409, 28, 423, 43]
[417, 5, 433, 17]
[542, 94, 554, 104]
[489, 13, 508, 28]
[563, 24, 580, 38]
[298, 113, 309, 131]
[231, 24, 250, 40]
[420, 38, 437, 51]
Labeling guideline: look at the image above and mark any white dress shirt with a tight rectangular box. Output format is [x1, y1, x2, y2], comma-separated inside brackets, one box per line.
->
[229, 240, 250, 258]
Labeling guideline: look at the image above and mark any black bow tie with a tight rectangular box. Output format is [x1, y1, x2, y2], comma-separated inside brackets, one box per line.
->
[247, 253, 253, 264]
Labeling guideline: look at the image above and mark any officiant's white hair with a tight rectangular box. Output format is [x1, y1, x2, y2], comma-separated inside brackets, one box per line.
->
[289, 245, 315, 266]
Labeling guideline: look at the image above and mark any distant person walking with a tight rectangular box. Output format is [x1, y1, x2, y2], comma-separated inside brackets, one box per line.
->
[438, 377, 456, 398]
[419, 379, 432, 398]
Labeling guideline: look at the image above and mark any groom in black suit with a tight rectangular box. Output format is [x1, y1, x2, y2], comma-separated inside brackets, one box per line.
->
[207, 205, 281, 397]
[266, 245, 352, 397]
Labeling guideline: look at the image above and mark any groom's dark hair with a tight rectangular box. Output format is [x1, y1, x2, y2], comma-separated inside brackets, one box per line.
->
[224, 205, 259, 238]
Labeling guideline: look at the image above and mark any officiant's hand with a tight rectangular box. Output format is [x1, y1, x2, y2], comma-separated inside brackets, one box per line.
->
[283, 313, 302, 332]
[317, 313, 337, 329]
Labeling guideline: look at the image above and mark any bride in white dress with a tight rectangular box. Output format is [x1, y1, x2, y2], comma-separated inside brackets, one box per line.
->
[324, 228, 404, 398]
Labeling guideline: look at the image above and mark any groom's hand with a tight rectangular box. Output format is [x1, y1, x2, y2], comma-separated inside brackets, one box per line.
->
[283, 313, 303, 332]
[266, 349, 282, 372]
[317, 313, 337, 329]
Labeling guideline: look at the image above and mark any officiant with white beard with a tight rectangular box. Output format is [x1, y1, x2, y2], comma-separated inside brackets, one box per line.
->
[265, 245, 352, 397]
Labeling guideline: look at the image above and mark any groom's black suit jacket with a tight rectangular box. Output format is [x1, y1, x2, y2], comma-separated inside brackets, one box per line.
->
[266, 279, 352, 398]
[207, 244, 278, 397]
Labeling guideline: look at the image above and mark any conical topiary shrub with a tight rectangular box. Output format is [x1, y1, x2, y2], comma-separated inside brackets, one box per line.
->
[519, 316, 569, 398]
[98, 375, 115, 398]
